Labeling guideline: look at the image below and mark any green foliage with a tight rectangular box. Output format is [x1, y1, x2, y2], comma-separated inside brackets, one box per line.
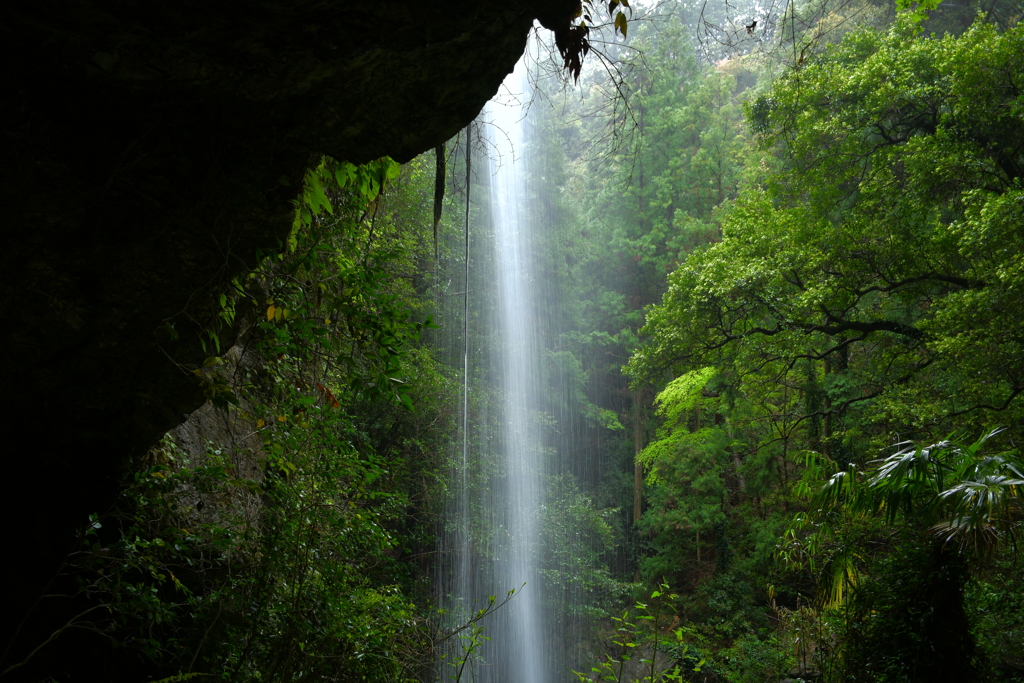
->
[838, 535, 980, 682]
[541, 475, 634, 619]
[715, 633, 791, 683]
[815, 430, 1024, 553]
[896, 0, 943, 31]
[437, 589, 519, 682]
[563, 0, 633, 81]
[650, 368, 717, 430]
[967, 560, 1024, 680]
[4, 438, 245, 674]
[636, 366, 720, 494]
[527, 14, 755, 609]
[778, 431, 1023, 681]
[632, 18, 1024, 441]
[573, 585, 705, 683]
[200, 153, 449, 681]
[259, 160, 434, 413]
[210, 401, 423, 681]
[8, 154, 462, 682]
[619, 13, 1024, 683]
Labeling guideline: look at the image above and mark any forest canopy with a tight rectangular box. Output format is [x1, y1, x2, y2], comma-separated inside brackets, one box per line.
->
[630, 17, 1024, 440]
[619, 12, 1024, 682]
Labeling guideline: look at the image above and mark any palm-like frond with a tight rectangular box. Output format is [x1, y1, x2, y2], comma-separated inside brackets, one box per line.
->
[934, 468, 1024, 554]
[798, 430, 1021, 607]
[813, 429, 1023, 556]
[820, 548, 861, 608]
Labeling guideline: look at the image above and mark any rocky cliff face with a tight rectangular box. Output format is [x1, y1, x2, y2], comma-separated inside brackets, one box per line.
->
[0, 1, 578, 675]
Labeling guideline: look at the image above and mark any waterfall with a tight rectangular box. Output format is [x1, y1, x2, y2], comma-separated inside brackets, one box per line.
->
[437, 53, 565, 683]
[483, 55, 547, 683]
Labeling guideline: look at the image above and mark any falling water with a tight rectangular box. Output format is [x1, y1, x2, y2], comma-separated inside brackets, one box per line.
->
[482, 55, 547, 683]
[436, 54, 558, 682]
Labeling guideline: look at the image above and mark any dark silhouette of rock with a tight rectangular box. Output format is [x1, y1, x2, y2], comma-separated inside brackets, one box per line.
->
[0, 1, 579, 678]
